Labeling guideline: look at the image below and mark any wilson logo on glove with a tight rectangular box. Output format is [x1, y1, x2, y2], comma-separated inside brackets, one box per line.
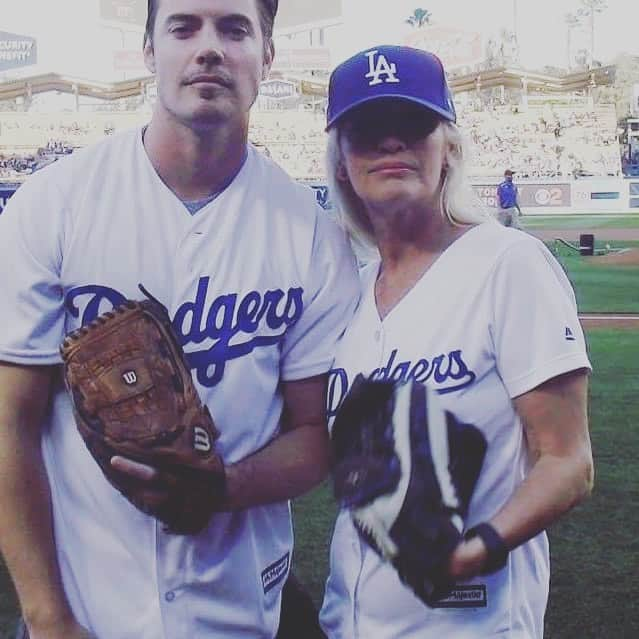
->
[193, 426, 213, 453]
[122, 371, 138, 385]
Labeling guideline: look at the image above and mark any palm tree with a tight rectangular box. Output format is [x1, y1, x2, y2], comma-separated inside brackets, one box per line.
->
[577, 0, 608, 67]
[405, 8, 432, 28]
[564, 12, 580, 70]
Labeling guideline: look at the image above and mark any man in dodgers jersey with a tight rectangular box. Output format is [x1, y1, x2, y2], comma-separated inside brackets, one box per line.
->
[319, 45, 593, 638]
[0, 1, 358, 637]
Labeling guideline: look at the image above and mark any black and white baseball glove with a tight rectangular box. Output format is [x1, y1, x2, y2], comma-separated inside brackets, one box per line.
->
[331, 375, 487, 606]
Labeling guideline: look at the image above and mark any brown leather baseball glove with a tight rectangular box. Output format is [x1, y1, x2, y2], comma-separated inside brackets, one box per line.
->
[60, 296, 225, 535]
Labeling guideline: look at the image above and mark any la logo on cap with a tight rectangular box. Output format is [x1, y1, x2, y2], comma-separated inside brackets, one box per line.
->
[365, 49, 400, 86]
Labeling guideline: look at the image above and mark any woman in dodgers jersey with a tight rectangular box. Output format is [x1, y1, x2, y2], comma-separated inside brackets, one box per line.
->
[319, 45, 594, 639]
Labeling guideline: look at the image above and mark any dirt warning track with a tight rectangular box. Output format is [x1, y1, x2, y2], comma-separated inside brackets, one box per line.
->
[579, 314, 639, 329]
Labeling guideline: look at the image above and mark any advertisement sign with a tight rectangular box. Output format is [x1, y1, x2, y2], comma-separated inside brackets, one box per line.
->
[404, 26, 482, 70]
[300, 79, 327, 97]
[0, 183, 20, 216]
[100, 0, 146, 26]
[302, 179, 639, 213]
[271, 48, 331, 72]
[473, 183, 571, 209]
[310, 185, 332, 210]
[0, 31, 37, 72]
[572, 179, 623, 211]
[259, 79, 297, 100]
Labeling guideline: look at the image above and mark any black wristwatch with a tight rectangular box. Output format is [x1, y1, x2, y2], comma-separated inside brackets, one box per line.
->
[464, 523, 509, 575]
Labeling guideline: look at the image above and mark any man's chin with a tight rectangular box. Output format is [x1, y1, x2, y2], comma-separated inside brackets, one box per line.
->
[182, 104, 236, 130]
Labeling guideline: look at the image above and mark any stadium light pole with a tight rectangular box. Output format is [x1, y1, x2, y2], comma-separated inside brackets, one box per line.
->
[564, 13, 579, 71]
[578, 0, 608, 68]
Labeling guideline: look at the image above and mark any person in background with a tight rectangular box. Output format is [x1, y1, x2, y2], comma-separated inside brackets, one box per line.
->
[496, 168, 523, 228]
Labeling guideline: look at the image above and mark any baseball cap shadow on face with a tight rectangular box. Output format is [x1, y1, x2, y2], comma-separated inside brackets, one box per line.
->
[341, 99, 443, 149]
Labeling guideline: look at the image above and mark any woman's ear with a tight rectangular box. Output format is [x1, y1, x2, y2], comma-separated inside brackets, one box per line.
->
[337, 163, 349, 182]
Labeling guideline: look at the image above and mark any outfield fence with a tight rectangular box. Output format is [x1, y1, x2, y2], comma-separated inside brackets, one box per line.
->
[303, 177, 639, 215]
[3, 177, 639, 217]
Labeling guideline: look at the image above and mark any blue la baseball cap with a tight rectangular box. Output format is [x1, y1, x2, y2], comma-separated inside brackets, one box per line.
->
[326, 45, 456, 130]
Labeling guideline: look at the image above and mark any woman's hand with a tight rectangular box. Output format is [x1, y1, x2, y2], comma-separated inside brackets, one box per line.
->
[447, 536, 488, 582]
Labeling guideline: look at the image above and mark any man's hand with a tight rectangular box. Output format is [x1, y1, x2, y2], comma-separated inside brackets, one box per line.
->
[110, 456, 177, 517]
[111, 374, 331, 515]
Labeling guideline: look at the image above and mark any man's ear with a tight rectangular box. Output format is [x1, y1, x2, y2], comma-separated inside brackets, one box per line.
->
[143, 40, 156, 74]
[262, 40, 275, 81]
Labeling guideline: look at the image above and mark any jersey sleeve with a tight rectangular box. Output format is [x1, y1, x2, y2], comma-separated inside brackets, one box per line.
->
[280, 211, 360, 381]
[489, 237, 591, 398]
[0, 173, 67, 364]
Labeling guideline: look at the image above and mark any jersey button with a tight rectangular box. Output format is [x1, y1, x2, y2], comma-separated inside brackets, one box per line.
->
[165, 591, 176, 602]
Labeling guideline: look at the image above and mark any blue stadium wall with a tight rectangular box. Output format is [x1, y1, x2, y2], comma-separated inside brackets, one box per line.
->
[2, 179, 639, 216]
[305, 178, 639, 214]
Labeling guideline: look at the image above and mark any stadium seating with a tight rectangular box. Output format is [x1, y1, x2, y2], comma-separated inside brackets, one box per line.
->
[0, 100, 622, 181]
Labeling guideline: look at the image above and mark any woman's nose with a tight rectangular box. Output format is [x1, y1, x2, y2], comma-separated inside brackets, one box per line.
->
[377, 134, 407, 154]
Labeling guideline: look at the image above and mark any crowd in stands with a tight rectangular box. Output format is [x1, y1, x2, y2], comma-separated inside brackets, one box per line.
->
[248, 111, 325, 179]
[0, 112, 144, 180]
[0, 100, 623, 181]
[249, 101, 621, 179]
[458, 103, 620, 178]
[0, 141, 73, 180]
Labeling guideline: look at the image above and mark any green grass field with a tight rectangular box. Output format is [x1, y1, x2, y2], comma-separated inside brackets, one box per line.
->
[522, 214, 639, 230]
[545, 328, 639, 638]
[549, 240, 639, 313]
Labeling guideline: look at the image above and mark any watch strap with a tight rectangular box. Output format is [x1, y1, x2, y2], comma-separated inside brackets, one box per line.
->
[464, 522, 509, 575]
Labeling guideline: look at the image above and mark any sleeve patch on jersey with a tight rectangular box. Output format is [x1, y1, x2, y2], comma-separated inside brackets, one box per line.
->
[261, 551, 290, 594]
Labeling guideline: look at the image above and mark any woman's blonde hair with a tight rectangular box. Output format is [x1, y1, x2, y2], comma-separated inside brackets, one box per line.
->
[325, 119, 488, 252]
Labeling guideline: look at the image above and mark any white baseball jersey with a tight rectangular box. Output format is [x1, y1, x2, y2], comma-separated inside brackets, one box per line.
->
[0, 128, 359, 639]
[320, 221, 591, 639]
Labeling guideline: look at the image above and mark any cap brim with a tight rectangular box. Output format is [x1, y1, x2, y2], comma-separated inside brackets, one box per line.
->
[326, 94, 455, 131]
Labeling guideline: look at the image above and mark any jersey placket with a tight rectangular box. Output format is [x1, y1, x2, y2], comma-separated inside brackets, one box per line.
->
[354, 303, 386, 638]
[154, 218, 206, 639]
[374, 323, 386, 368]
[155, 526, 191, 638]
[368, 277, 387, 371]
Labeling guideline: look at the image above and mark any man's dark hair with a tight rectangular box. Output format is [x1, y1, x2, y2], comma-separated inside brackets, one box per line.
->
[144, 0, 278, 47]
